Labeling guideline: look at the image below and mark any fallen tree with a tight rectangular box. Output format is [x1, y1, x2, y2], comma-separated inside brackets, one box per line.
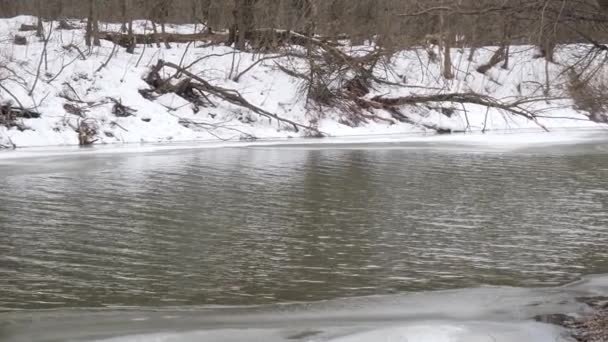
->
[371, 93, 549, 130]
[144, 60, 324, 136]
[100, 28, 341, 51]
[106, 26, 580, 136]
[99, 32, 225, 49]
[351, 93, 550, 132]
[266, 33, 551, 133]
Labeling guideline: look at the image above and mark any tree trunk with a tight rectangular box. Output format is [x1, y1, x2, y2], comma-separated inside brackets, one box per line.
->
[443, 33, 454, 80]
[162, 23, 171, 49]
[236, 0, 247, 50]
[304, 0, 317, 38]
[151, 21, 161, 48]
[228, 0, 238, 46]
[121, 0, 128, 33]
[501, 16, 512, 70]
[440, 7, 454, 80]
[86, 0, 100, 46]
[85, 0, 93, 46]
[126, 1, 135, 53]
[231, 0, 255, 50]
[36, 16, 44, 38]
[36, 0, 43, 38]
[92, 0, 100, 47]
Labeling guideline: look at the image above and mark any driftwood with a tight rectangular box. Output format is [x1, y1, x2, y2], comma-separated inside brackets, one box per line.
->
[146, 60, 323, 135]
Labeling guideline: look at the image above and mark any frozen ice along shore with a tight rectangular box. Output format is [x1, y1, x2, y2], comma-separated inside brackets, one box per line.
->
[3, 274, 608, 342]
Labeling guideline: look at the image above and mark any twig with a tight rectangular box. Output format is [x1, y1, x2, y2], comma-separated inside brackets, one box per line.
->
[96, 43, 118, 73]
[62, 44, 87, 60]
[48, 56, 80, 83]
[234, 54, 285, 82]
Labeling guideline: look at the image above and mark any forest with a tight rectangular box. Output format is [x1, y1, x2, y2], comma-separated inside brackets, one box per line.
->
[2, 0, 608, 47]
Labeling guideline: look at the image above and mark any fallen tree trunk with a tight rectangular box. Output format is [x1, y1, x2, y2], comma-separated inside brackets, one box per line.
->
[99, 32, 226, 48]
[146, 60, 323, 136]
[243, 28, 343, 50]
[266, 32, 548, 133]
[369, 92, 549, 131]
[99, 28, 341, 51]
[353, 97, 453, 133]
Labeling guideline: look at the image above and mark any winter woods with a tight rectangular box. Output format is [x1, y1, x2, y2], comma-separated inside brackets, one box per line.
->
[0, 1, 608, 147]
[1, 0, 607, 45]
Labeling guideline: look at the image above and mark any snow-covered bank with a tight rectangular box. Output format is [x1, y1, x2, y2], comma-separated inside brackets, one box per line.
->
[0, 16, 606, 148]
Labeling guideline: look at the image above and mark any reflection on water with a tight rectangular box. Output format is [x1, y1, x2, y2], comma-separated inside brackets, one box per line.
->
[1, 143, 608, 310]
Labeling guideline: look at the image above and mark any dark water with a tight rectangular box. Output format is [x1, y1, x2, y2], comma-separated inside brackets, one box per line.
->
[1, 140, 608, 311]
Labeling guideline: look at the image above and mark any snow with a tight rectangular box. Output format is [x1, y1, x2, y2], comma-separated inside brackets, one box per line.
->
[82, 275, 607, 341]
[0, 16, 606, 149]
[7, 273, 607, 342]
[89, 322, 569, 342]
[325, 322, 568, 342]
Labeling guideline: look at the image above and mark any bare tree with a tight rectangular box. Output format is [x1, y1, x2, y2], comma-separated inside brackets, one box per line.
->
[85, 0, 100, 47]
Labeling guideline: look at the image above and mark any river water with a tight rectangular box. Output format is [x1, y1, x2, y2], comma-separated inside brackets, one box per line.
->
[1, 134, 608, 341]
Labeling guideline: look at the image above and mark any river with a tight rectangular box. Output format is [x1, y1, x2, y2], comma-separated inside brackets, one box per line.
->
[1, 134, 608, 341]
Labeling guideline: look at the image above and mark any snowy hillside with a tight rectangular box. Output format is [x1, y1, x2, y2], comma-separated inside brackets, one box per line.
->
[0, 16, 606, 148]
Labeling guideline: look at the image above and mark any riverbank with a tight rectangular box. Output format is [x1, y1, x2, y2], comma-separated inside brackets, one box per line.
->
[0, 16, 606, 148]
[3, 275, 608, 342]
[0, 129, 606, 162]
[574, 306, 608, 342]
[537, 296, 608, 342]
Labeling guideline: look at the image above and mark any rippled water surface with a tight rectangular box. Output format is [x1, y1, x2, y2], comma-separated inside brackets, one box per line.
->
[1, 139, 608, 311]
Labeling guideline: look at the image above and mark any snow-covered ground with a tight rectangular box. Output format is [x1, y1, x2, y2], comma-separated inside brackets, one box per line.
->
[0, 16, 606, 148]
